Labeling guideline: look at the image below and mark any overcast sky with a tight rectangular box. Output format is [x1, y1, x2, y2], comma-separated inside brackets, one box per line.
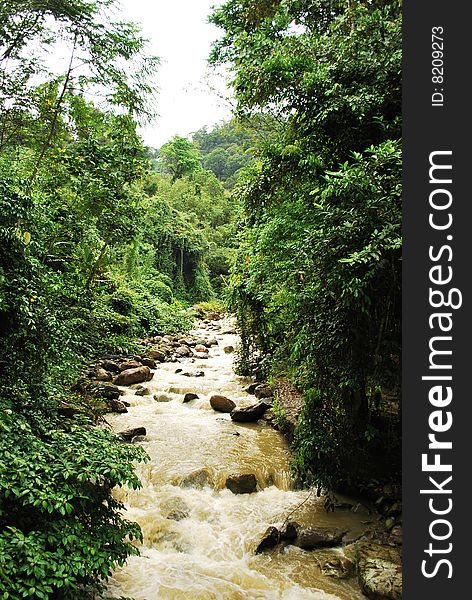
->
[118, 0, 232, 148]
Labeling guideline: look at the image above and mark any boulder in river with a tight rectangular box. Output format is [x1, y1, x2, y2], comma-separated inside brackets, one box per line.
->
[113, 366, 152, 386]
[345, 541, 402, 600]
[230, 400, 270, 423]
[179, 468, 212, 489]
[194, 344, 208, 353]
[141, 357, 157, 369]
[110, 399, 128, 414]
[243, 383, 259, 395]
[181, 369, 205, 377]
[154, 393, 173, 403]
[255, 526, 280, 554]
[320, 555, 355, 580]
[92, 367, 113, 381]
[148, 348, 166, 362]
[175, 345, 191, 357]
[119, 427, 146, 442]
[210, 394, 236, 413]
[183, 393, 199, 403]
[135, 386, 151, 396]
[223, 346, 235, 354]
[254, 384, 273, 399]
[225, 473, 257, 494]
[91, 382, 121, 400]
[161, 497, 190, 521]
[293, 525, 346, 550]
[280, 521, 298, 541]
[100, 359, 120, 373]
[119, 360, 141, 372]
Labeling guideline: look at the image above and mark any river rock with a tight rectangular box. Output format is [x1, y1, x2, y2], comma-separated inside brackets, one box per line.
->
[194, 344, 208, 353]
[345, 541, 402, 599]
[225, 473, 257, 494]
[320, 556, 355, 580]
[243, 383, 259, 395]
[135, 386, 151, 396]
[182, 370, 205, 377]
[175, 345, 191, 357]
[113, 366, 152, 386]
[95, 367, 113, 381]
[210, 395, 236, 413]
[110, 399, 128, 413]
[154, 393, 173, 402]
[255, 526, 280, 554]
[179, 468, 212, 489]
[141, 357, 157, 369]
[254, 384, 273, 399]
[119, 427, 146, 441]
[131, 435, 147, 443]
[183, 393, 199, 403]
[161, 497, 190, 521]
[205, 338, 218, 347]
[91, 382, 121, 400]
[100, 359, 120, 373]
[280, 521, 298, 541]
[293, 526, 346, 550]
[230, 400, 270, 423]
[119, 360, 141, 371]
[223, 346, 234, 354]
[148, 348, 166, 362]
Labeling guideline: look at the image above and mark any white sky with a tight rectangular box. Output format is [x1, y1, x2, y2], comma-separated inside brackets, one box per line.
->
[118, 0, 233, 148]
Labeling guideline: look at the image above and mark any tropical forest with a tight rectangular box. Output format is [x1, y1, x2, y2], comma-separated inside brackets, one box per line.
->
[0, 1, 402, 599]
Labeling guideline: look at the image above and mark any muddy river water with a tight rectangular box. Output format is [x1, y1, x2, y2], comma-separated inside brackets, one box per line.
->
[106, 318, 372, 599]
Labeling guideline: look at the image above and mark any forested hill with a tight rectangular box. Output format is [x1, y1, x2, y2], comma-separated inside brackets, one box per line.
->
[0, 0, 401, 598]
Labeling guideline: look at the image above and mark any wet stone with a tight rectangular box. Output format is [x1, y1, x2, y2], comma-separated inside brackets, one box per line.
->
[119, 360, 142, 372]
[113, 366, 152, 386]
[110, 399, 128, 414]
[255, 526, 280, 554]
[254, 384, 273, 399]
[179, 468, 212, 489]
[225, 473, 257, 494]
[230, 400, 270, 423]
[183, 393, 199, 403]
[280, 521, 298, 541]
[141, 357, 157, 369]
[154, 393, 173, 403]
[210, 394, 236, 413]
[161, 497, 190, 521]
[135, 387, 151, 396]
[100, 359, 121, 373]
[293, 526, 346, 550]
[119, 427, 146, 442]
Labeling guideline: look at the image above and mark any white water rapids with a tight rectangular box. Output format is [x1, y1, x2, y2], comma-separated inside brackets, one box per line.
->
[105, 318, 370, 599]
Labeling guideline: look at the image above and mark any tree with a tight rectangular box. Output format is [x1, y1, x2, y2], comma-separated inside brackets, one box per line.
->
[159, 135, 202, 181]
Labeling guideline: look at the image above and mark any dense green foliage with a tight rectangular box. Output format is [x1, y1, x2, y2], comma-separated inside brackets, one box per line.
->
[211, 0, 402, 491]
[145, 131, 248, 291]
[193, 121, 254, 188]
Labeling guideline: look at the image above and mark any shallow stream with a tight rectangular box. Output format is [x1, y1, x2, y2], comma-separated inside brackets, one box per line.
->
[106, 318, 371, 599]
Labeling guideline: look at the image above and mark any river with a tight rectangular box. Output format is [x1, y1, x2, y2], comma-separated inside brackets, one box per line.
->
[106, 317, 371, 599]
